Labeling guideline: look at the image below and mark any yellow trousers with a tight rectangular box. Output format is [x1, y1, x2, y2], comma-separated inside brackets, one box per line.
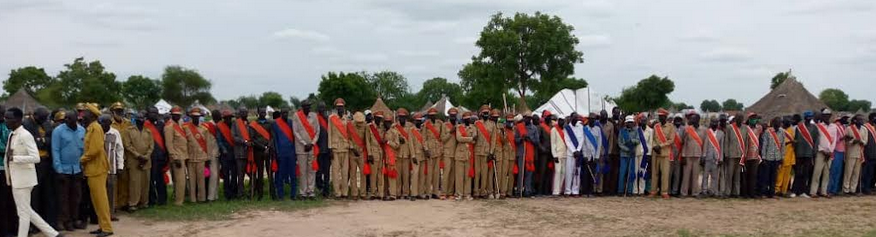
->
[775, 165, 793, 195]
[87, 174, 113, 233]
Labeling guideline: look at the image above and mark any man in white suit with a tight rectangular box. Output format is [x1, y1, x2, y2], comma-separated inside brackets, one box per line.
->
[3, 107, 62, 237]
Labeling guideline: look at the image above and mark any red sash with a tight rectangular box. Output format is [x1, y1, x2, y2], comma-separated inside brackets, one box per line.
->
[516, 123, 535, 172]
[348, 123, 369, 175]
[204, 122, 217, 136]
[330, 115, 349, 139]
[425, 121, 440, 140]
[731, 124, 745, 161]
[783, 128, 794, 144]
[186, 123, 208, 153]
[217, 122, 235, 146]
[236, 119, 256, 173]
[460, 125, 476, 177]
[507, 128, 519, 174]
[274, 119, 294, 142]
[476, 121, 493, 144]
[555, 125, 565, 142]
[410, 128, 428, 174]
[144, 120, 165, 152]
[170, 121, 185, 140]
[706, 129, 721, 156]
[296, 111, 320, 171]
[743, 126, 761, 162]
[395, 124, 409, 141]
[768, 128, 781, 150]
[654, 124, 669, 159]
[249, 121, 271, 140]
[685, 126, 704, 149]
[797, 123, 815, 149]
[851, 125, 865, 161]
[866, 124, 876, 141]
[816, 123, 832, 148]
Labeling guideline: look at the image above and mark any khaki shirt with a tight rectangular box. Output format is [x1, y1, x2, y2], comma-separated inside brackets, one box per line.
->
[500, 128, 516, 161]
[292, 111, 321, 154]
[651, 122, 676, 158]
[184, 123, 218, 163]
[81, 121, 109, 177]
[366, 123, 384, 161]
[164, 120, 189, 162]
[124, 126, 154, 170]
[681, 125, 707, 158]
[386, 125, 402, 157]
[473, 120, 497, 156]
[350, 122, 367, 160]
[327, 114, 350, 153]
[455, 124, 477, 161]
[845, 125, 869, 160]
[422, 120, 444, 159]
[441, 122, 457, 160]
[408, 125, 426, 162]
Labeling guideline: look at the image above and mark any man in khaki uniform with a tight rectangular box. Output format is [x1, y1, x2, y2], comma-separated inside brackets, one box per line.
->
[455, 111, 478, 200]
[474, 105, 498, 198]
[408, 112, 428, 200]
[440, 108, 459, 199]
[348, 112, 368, 200]
[679, 112, 706, 197]
[367, 111, 386, 199]
[422, 108, 443, 199]
[184, 108, 218, 203]
[328, 98, 351, 198]
[393, 108, 415, 199]
[383, 114, 400, 200]
[109, 102, 132, 209]
[498, 114, 517, 198]
[124, 111, 153, 211]
[649, 108, 676, 199]
[164, 106, 188, 206]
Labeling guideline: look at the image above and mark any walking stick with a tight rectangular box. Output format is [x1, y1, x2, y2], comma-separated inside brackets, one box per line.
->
[492, 157, 500, 197]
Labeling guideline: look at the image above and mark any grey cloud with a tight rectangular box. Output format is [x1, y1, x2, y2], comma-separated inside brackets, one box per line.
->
[699, 48, 753, 63]
[272, 28, 331, 41]
[787, 0, 875, 15]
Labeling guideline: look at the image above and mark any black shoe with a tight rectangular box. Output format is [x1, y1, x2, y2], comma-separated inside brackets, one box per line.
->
[89, 229, 104, 234]
[111, 217, 119, 222]
[96, 232, 114, 237]
[74, 221, 87, 230]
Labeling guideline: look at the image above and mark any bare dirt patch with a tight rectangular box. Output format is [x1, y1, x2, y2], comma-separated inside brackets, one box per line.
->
[58, 196, 876, 237]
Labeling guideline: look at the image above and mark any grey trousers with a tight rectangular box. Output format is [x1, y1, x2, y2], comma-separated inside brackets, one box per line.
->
[721, 157, 742, 196]
[107, 174, 117, 219]
[670, 159, 682, 194]
[680, 157, 701, 196]
[701, 160, 720, 195]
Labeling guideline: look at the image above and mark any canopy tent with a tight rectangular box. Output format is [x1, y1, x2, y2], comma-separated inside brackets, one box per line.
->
[4, 89, 43, 114]
[154, 99, 172, 114]
[746, 76, 828, 120]
[191, 100, 211, 116]
[534, 88, 616, 118]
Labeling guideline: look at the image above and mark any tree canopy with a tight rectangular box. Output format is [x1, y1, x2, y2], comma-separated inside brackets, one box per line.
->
[122, 75, 163, 109]
[612, 75, 675, 112]
[459, 12, 583, 110]
[771, 71, 791, 90]
[819, 88, 849, 111]
[4, 66, 54, 95]
[721, 99, 744, 111]
[317, 72, 375, 111]
[161, 66, 215, 108]
[258, 91, 288, 109]
[700, 99, 722, 112]
[417, 77, 463, 105]
[52, 57, 122, 107]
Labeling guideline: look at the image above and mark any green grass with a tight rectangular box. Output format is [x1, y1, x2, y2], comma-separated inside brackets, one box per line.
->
[127, 184, 327, 221]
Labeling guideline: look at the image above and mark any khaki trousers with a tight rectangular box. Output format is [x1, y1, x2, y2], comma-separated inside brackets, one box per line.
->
[681, 157, 702, 196]
[475, 155, 486, 196]
[455, 159, 472, 197]
[650, 156, 671, 195]
[87, 173, 113, 232]
[811, 153, 831, 196]
[428, 157, 440, 196]
[208, 157, 219, 201]
[171, 161, 187, 205]
[418, 159, 430, 197]
[398, 158, 412, 197]
[349, 153, 365, 198]
[332, 151, 349, 197]
[127, 165, 150, 207]
[441, 156, 455, 196]
[116, 169, 128, 209]
[843, 157, 863, 193]
[385, 163, 399, 197]
[369, 159, 384, 198]
[187, 161, 206, 202]
[297, 152, 316, 197]
[410, 160, 420, 197]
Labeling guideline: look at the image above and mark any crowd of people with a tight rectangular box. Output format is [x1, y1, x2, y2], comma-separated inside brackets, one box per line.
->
[1, 97, 876, 237]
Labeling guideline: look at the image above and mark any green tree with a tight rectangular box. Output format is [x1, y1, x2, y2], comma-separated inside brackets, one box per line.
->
[220, 99, 241, 109]
[235, 95, 259, 109]
[460, 12, 584, 110]
[161, 66, 215, 108]
[4, 66, 55, 95]
[771, 71, 792, 90]
[722, 99, 745, 111]
[317, 72, 376, 111]
[366, 71, 412, 109]
[818, 88, 849, 111]
[847, 99, 872, 112]
[258, 91, 288, 108]
[122, 75, 162, 109]
[417, 77, 464, 105]
[53, 57, 121, 107]
[289, 96, 302, 109]
[459, 61, 513, 109]
[612, 75, 675, 112]
[700, 99, 722, 112]
[673, 102, 694, 110]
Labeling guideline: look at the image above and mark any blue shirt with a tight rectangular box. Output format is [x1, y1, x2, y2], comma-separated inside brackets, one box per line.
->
[52, 123, 85, 174]
[272, 119, 296, 157]
[0, 121, 9, 171]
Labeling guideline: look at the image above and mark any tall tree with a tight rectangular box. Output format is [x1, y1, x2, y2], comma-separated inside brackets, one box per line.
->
[317, 72, 376, 111]
[289, 96, 303, 109]
[366, 71, 412, 109]
[53, 57, 121, 107]
[818, 88, 849, 111]
[721, 99, 745, 111]
[122, 75, 163, 109]
[417, 77, 463, 105]
[700, 99, 722, 112]
[847, 99, 872, 112]
[612, 75, 675, 112]
[770, 71, 792, 90]
[672, 102, 694, 110]
[4, 66, 55, 95]
[258, 91, 288, 108]
[460, 12, 584, 110]
[235, 95, 259, 109]
[161, 65, 215, 108]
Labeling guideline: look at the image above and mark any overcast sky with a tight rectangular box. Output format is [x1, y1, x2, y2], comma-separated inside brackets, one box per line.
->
[2, 0, 875, 106]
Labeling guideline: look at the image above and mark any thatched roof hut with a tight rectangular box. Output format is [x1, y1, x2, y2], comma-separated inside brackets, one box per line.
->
[370, 98, 391, 116]
[746, 77, 827, 120]
[3, 89, 44, 114]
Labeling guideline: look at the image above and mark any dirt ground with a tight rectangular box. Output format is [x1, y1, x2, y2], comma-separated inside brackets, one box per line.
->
[59, 196, 876, 237]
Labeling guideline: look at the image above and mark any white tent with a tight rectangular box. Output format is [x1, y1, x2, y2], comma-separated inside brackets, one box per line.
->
[154, 99, 172, 114]
[534, 88, 616, 117]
